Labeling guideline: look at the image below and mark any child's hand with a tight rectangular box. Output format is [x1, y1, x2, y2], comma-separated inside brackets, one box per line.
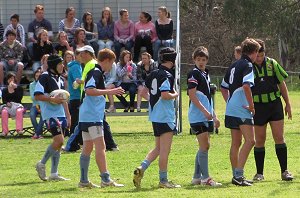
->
[213, 117, 220, 128]
[110, 87, 125, 96]
[204, 111, 213, 120]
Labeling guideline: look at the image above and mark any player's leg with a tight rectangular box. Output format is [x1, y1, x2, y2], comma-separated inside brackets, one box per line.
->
[253, 124, 267, 181]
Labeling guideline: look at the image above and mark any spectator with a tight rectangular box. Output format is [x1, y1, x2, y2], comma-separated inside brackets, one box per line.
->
[0, 22, 4, 41]
[81, 12, 98, 53]
[104, 62, 117, 113]
[59, 7, 80, 43]
[136, 52, 157, 112]
[40, 54, 49, 72]
[62, 50, 74, 91]
[133, 12, 157, 63]
[70, 28, 89, 52]
[3, 14, 26, 47]
[97, 7, 114, 51]
[114, 9, 134, 62]
[0, 29, 24, 85]
[1, 72, 24, 136]
[115, 50, 137, 112]
[54, 31, 73, 58]
[32, 29, 53, 72]
[27, 4, 53, 58]
[234, 45, 242, 60]
[153, 6, 174, 61]
[30, 67, 44, 139]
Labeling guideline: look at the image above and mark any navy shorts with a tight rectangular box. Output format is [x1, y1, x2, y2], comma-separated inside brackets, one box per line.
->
[152, 122, 177, 137]
[225, 115, 254, 129]
[254, 98, 284, 126]
[45, 117, 67, 137]
[190, 121, 214, 135]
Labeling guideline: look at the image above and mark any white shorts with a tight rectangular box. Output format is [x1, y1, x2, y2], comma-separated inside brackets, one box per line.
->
[82, 125, 104, 141]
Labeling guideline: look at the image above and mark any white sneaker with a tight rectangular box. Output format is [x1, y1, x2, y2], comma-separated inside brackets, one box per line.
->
[101, 180, 124, 187]
[159, 181, 181, 188]
[48, 175, 70, 181]
[201, 177, 222, 187]
[36, 161, 47, 181]
[191, 178, 202, 185]
[253, 173, 264, 181]
[78, 181, 100, 188]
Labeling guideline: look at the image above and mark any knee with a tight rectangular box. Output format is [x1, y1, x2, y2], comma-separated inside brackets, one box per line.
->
[247, 138, 256, 147]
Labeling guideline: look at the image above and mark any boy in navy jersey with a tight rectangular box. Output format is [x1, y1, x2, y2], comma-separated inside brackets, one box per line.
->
[220, 38, 260, 186]
[133, 47, 181, 189]
[187, 46, 221, 186]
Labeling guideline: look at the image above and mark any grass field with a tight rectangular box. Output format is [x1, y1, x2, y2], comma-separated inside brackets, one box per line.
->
[0, 91, 300, 197]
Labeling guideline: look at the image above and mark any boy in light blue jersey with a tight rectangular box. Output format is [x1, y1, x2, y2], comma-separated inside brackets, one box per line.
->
[34, 54, 71, 181]
[77, 48, 125, 188]
[187, 46, 221, 186]
[220, 38, 260, 186]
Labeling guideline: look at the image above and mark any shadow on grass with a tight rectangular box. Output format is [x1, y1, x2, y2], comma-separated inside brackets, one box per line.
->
[101, 186, 160, 194]
[38, 187, 78, 195]
[184, 181, 232, 190]
[0, 181, 42, 186]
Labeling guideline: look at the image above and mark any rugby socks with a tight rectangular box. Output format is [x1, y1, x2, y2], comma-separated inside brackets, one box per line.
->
[254, 147, 265, 175]
[193, 151, 201, 179]
[198, 150, 209, 179]
[141, 159, 150, 171]
[80, 155, 90, 183]
[100, 171, 111, 183]
[41, 144, 56, 164]
[51, 150, 60, 174]
[159, 170, 168, 183]
[275, 143, 287, 173]
[234, 168, 244, 178]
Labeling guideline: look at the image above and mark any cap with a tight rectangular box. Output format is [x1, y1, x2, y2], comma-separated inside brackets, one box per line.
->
[77, 45, 95, 54]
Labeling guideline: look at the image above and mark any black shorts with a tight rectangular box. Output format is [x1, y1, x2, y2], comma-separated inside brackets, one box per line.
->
[225, 115, 254, 129]
[190, 121, 214, 135]
[254, 98, 284, 126]
[45, 117, 67, 137]
[152, 122, 177, 137]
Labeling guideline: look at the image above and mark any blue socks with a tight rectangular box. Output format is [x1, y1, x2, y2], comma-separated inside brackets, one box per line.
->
[234, 168, 244, 178]
[41, 144, 56, 164]
[159, 170, 168, 183]
[141, 159, 150, 171]
[80, 155, 90, 183]
[193, 150, 201, 179]
[51, 150, 60, 174]
[100, 172, 111, 183]
[198, 150, 209, 179]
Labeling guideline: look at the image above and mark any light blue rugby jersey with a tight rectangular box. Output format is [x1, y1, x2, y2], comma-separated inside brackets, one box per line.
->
[34, 72, 66, 121]
[79, 66, 106, 123]
[221, 55, 255, 119]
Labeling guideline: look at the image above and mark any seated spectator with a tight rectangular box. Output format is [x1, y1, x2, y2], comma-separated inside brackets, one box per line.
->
[133, 12, 157, 62]
[115, 50, 137, 112]
[27, 4, 53, 58]
[32, 29, 54, 72]
[70, 28, 89, 51]
[114, 9, 134, 62]
[104, 62, 117, 113]
[3, 14, 26, 47]
[0, 22, 4, 41]
[54, 31, 73, 58]
[97, 7, 114, 51]
[1, 72, 24, 136]
[136, 52, 157, 112]
[234, 45, 242, 60]
[59, 7, 80, 43]
[0, 30, 23, 85]
[153, 6, 174, 61]
[81, 11, 98, 53]
[40, 54, 49, 72]
[30, 67, 44, 139]
[62, 50, 75, 90]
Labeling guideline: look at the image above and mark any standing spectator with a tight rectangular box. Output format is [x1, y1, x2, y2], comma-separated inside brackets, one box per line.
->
[32, 29, 53, 72]
[3, 14, 26, 47]
[0, 30, 24, 85]
[97, 7, 114, 51]
[234, 46, 242, 60]
[70, 28, 89, 52]
[115, 50, 137, 112]
[81, 12, 98, 53]
[28, 5, 53, 58]
[54, 31, 73, 58]
[0, 22, 4, 41]
[59, 7, 80, 43]
[153, 6, 174, 61]
[1, 72, 24, 136]
[136, 52, 157, 112]
[30, 67, 44, 139]
[114, 9, 134, 62]
[40, 54, 49, 72]
[133, 12, 157, 62]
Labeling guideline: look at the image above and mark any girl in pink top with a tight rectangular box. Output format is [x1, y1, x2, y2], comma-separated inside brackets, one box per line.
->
[133, 12, 157, 62]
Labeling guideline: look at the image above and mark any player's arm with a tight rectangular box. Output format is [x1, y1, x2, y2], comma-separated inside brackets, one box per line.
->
[279, 81, 292, 119]
[242, 83, 255, 115]
[85, 87, 124, 96]
[220, 87, 229, 102]
[188, 87, 212, 120]
[63, 101, 71, 127]
[35, 93, 65, 104]
[161, 90, 178, 100]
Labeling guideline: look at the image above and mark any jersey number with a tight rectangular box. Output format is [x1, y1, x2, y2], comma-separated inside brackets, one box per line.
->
[229, 68, 235, 84]
[150, 78, 158, 95]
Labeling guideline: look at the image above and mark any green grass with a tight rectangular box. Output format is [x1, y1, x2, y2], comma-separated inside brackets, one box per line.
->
[1, 92, 300, 197]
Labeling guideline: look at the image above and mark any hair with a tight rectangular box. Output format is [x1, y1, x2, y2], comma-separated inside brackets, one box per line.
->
[34, 67, 42, 81]
[192, 46, 209, 59]
[234, 46, 242, 54]
[10, 14, 19, 22]
[119, 50, 132, 66]
[5, 29, 17, 37]
[34, 4, 44, 14]
[97, 48, 116, 62]
[63, 50, 74, 68]
[158, 6, 171, 18]
[141, 12, 152, 22]
[6, 72, 16, 81]
[65, 7, 75, 18]
[37, 29, 48, 42]
[41, 54, 50, 64]
[241, 38, 261, 55]
[141, 52, 152, 59]
[119, 9, 128, 17]
[255, 39, 266, 53]
[74, 28, 86, 44]
[57, 31, 68, 42]
[82, 11, 94, 32]
[102, 7, 113, 24]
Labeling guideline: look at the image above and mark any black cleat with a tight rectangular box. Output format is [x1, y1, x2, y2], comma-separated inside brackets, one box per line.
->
[232, 177, 252, 186]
